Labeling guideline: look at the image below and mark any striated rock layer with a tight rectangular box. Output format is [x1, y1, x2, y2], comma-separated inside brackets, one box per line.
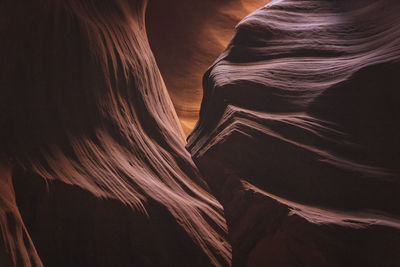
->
[0, 0, 230, 266]
[187, 0, 400, 266]
[2, 0, 400, 266]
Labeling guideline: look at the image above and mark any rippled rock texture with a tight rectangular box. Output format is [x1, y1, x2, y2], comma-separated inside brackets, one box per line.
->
[0, 1, 231, 266]
[187, 0, 400, 266]
[1, 0, 400, 266]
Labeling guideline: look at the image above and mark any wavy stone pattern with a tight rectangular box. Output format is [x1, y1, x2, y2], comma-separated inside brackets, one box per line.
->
[0, 1, 230, 266]
[187, 0, 400, 266]
[1, 0, 400, 266]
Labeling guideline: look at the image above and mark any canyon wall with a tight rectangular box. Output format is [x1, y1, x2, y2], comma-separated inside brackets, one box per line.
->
[1, 0, 399, 266]
[187, 0, 400, 265]
[0, 1, 231, 266]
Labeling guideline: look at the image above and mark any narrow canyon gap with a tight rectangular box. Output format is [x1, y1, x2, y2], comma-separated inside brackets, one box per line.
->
[1, 0, 400, 267]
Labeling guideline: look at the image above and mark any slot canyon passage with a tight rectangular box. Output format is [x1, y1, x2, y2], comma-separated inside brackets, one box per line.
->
[1, 0, 400, 266]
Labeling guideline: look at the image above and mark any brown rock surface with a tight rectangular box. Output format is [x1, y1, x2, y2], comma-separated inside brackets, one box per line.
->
[187, 0, 400, 265]
[0, 0, 232, 266]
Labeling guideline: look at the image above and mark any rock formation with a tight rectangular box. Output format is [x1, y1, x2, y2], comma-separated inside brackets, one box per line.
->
[1, 0, 400, 266]
[187, 0, 400, 266]
[0, 1, 230, 266]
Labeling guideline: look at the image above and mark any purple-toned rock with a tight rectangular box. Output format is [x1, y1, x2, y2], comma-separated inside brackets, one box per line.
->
[187, 0, 400, 265]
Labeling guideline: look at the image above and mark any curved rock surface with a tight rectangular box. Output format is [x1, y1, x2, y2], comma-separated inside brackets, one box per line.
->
[187, 0, 400, 265]
[1, 0, 400, 266]
[0, 1, 231, 266]
[12, 171, 217, 267]
[146, 0, 268, 134]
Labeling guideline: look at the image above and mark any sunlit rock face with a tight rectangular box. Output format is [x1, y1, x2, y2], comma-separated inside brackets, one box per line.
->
[146, 0, 268, 135]
[187, 0, 400, 265]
